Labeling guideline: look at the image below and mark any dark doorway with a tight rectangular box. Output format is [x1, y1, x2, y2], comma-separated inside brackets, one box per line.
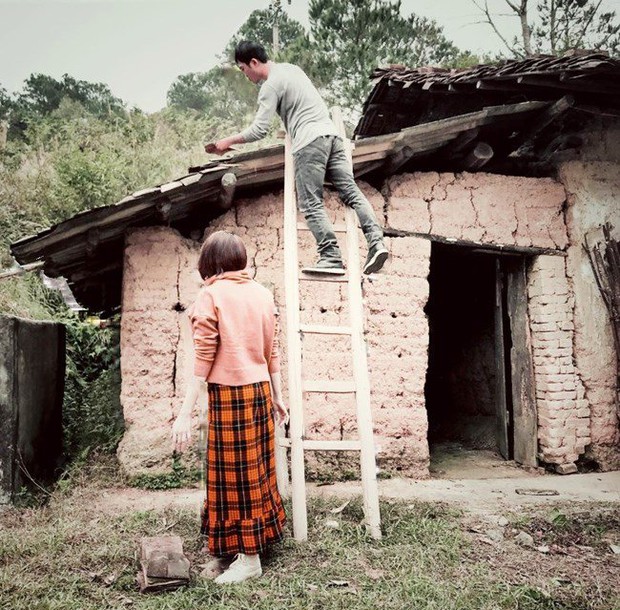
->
[424, 242, 538, 475]
[425, 243, 501, 455]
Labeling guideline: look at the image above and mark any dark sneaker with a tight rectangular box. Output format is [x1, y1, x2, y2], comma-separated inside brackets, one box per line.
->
[302, 258, 346, 275]
[363, 244, 389, 274]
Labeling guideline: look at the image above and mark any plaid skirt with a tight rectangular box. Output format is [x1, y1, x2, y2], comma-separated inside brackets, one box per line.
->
[201, 380, 286, 556]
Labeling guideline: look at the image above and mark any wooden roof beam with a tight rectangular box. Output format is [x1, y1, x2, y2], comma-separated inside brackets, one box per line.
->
[446, 128, 480, 155]
[85, 228, 100, 257]
[382, 145, 415, 174]
[156, 199, 172, 222]
[476, 79, 523, 92]
[217, 172, 238, 210]
[500, 95, 575, 156]
[463, 142, 494, 170]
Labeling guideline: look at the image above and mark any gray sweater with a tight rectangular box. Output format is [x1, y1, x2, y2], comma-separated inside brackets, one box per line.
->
[240, 62, 337, 153]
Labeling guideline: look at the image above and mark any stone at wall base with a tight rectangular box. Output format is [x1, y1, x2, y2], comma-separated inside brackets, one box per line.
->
[555, 462, 578, 475]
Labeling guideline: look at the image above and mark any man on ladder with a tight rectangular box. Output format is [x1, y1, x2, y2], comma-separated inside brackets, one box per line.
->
[206, 40, 389, 276]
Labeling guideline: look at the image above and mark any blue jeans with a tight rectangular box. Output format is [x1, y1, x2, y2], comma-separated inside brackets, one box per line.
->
[293, 135, 384, 264]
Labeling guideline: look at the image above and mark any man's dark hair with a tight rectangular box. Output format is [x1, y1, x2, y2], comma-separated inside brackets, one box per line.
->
[234, 40, 269, 65]
[198, 231, 248, 279]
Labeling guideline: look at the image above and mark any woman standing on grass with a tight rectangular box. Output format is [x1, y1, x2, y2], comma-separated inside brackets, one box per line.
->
[172, 230, 287, 585]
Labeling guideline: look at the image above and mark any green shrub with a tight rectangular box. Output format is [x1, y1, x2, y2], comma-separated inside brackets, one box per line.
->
[62, 316, 123, 459]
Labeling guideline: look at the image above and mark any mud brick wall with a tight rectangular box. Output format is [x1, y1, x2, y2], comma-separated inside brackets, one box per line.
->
[118, 171, 577, 478]
[385, 172, 568, 249]
[118, 228, 200, 472]
[526, 256, 589, 466]
[363, 237, 431, 476]
[559, 156, 620, 470]
[118, 186, 431, 478]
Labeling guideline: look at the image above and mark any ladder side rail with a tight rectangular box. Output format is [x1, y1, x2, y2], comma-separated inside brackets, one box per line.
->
[331, 107, 382, 540]
[283, 134, 308, 541]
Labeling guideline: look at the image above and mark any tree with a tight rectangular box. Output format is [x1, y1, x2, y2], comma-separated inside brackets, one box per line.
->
[223, 6, 306, 61]
[472, 0, 620, 57]
[167, 66, 257, 125]
[168, 1, 475, 124]
[168, 7, 311, 126]
[0, 86, 13, 121]
[308, 0, 477, 115]
[0, 74, 127, 144]
[167, 72, 217, 112]
[17, 74, 125, 117]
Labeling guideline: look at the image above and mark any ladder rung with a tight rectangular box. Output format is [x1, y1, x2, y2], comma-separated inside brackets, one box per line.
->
[303, 380, 356, 393]
[297, 221, 347, 233]
[278, 438, 361, 451]
[299, 273, 348, 283]
[299, 324, 352, 336]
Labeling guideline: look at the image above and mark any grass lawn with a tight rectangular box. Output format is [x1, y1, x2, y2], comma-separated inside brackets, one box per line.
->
[0, 465, 618, 610]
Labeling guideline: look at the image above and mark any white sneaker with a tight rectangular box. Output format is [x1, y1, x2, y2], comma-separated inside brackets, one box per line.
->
[214, 553, 262, 584]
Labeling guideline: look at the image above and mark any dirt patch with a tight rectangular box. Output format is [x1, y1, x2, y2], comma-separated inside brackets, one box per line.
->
[461, 505, 620, 609]
[521, 509, 620, 550]
[47, 467, 619, 520]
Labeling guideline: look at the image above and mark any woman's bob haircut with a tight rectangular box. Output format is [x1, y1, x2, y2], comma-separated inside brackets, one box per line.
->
[198, 231, 248, 279]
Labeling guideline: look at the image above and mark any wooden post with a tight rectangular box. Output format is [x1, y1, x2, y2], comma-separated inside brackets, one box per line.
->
[494, 258, 510, 460]
[283, 133, 308, 541]
[464, 142, 494, 170]
[506, 258, 538, 466]
[156, 200, 172, 223]
[218, 172, 237, 210]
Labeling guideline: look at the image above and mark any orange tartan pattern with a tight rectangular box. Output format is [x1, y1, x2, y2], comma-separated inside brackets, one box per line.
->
[201, 381, 286, 556]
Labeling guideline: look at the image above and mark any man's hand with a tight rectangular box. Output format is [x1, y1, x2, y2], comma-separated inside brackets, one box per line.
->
[171, 413, 192, 453]
[273, 396, 289, 427]
[205, 137, 235, 155]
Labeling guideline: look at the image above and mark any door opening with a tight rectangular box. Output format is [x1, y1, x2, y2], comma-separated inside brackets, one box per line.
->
[424, 242, 537, 477]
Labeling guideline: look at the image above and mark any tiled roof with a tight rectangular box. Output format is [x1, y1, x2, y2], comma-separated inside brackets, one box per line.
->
[370, 51, 618, 87]
[356, 51, 620, 137]
[11, 52, 620, 313]
[10, 100, 555, 312]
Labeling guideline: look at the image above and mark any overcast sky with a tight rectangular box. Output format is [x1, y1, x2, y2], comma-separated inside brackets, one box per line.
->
[0, 0, 618, 112]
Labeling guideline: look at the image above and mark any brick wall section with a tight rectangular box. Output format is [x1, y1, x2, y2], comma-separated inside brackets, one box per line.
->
[558, 158, 620, 470]
[386, 171, 568, 249]
[118, 171, 573, 477]
[221, 189, 430, 478]
[527, 255, 589, 465]
[118, 228, 198, 473]
[118, 186, 431, 477]
[364, 237, 431, 477]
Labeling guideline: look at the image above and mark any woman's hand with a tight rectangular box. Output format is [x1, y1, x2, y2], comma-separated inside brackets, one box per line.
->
[172, 413, 192, 453]
[272, 396, 289, 427]
[269, 372, 288, 426]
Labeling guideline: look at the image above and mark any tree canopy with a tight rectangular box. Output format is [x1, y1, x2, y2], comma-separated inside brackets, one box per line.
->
[166, 66, 256, 123]
[308, 0, 477, 114]
[472, 0, 620, 57]
[167, 0, 477, 121]
[223, 4, 305, 60]
[17, 73, 125, 117]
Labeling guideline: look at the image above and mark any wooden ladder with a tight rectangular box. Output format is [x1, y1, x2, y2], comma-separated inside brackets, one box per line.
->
[280, 107, 381, 541]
